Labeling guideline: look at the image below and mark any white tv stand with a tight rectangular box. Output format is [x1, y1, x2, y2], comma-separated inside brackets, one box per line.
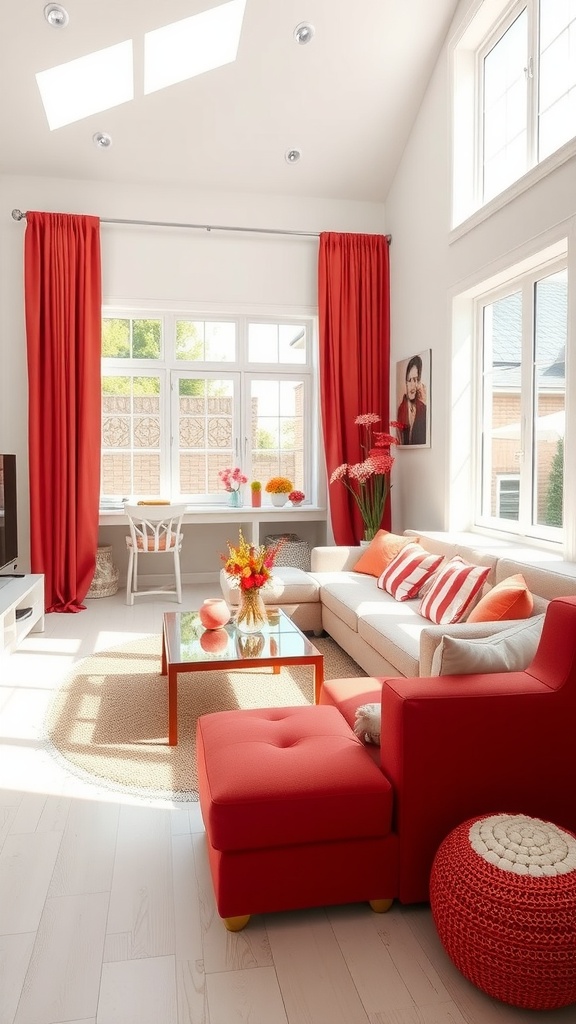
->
[0, 574, 45, 655]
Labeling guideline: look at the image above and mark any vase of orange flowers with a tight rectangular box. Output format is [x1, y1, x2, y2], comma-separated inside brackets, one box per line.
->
[222, 530, 285, 633]
[265, 476, 293, 507]
[329, 413, 400, 543]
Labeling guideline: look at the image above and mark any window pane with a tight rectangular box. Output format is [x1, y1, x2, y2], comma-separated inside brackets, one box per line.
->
[102, 318, 161, 359]
[483, 10, 528, 201]
[177, 378, 234, 495]
[248, 323, 307, 364]
[102, 318, 130, 358]
[482, 292, 522, 520]
[533, 269, 566, 527]
[132, 319, 161, 359]
[176, 320, 235, 361]
[539, 2, 576, 160]
[101, 375, 161, 497]
[250, 379, 304, 489]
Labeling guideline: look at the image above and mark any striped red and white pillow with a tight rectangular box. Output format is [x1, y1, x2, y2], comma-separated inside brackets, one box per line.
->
[377, 543, 445, 601]
[418, 557, 491, 624]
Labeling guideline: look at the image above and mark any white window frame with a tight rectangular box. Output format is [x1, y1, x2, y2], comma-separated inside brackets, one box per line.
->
[473, 253, 566, 543]
[101, 308, 318, 505]
[451, 0, 576, 232]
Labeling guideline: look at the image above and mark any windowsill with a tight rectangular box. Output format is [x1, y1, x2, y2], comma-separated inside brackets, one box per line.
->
[450, 136, 576, 244]
[419, 527, 567, 565]
[99, 504, 328, 525]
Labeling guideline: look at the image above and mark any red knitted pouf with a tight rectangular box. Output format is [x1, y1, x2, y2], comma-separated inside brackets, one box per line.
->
[430, 814, 576, 1010]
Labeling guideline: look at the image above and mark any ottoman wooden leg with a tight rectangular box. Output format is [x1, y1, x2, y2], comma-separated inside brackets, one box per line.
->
[369, 898, 393, 913]
[224, 914, 251, 932]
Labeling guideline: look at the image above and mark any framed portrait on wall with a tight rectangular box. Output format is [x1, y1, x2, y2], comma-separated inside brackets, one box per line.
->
[395, 349, 431, 448]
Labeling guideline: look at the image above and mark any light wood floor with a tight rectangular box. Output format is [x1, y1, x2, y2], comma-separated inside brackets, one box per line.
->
[1, 583, 573, 1024]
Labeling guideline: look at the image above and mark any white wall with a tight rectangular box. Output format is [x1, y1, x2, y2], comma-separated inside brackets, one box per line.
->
[0, 174, 386, 570]
[386, 0, 576, 535]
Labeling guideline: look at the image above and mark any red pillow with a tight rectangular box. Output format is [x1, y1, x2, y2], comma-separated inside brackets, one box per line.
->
[466, 573, 534, 622]
[354, 530, 417, 578]
[418, 557, 491, 624]
[377, 543, 445, 601]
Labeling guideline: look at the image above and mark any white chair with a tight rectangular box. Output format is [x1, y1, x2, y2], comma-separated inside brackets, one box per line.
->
[124, 504, 187, 605]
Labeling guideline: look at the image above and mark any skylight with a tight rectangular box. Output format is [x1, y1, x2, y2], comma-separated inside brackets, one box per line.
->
[36, 40, 133, 130]
[144, 0, 247, 95]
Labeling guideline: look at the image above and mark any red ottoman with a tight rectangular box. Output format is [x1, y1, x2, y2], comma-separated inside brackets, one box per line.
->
[430, 814, 576, 1010]
[197, 704, 399, 930]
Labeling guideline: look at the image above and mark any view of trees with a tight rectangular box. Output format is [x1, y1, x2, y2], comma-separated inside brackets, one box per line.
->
[545, 437, 564, 527]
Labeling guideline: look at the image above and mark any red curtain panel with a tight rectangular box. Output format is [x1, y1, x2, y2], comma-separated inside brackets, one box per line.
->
[24, 212, 102, 612]
[318, 232, 391, 544]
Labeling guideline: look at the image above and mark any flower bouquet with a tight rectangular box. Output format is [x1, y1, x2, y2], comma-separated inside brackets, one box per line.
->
[289, 489, 305, 506]
[218, 466, 248, 507]
[330, 413, 400, 542]
[265, 476, 293, 507]
[222, 531, 285, 632]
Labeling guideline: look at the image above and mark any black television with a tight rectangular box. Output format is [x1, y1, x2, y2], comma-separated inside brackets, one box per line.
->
[0, 454, 18, 572]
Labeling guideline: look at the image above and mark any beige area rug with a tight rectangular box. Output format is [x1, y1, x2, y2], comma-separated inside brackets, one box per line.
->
[44, 635, 366, 801]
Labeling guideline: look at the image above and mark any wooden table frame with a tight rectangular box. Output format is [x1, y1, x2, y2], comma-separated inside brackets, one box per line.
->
[160, 609, 324, 745]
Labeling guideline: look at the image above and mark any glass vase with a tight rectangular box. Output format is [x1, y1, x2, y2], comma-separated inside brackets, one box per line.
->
[235, 587, 268, 633]
[228, 488, 243, 508]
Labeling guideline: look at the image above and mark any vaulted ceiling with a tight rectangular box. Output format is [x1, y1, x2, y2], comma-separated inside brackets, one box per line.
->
[2, 0, 461, 203]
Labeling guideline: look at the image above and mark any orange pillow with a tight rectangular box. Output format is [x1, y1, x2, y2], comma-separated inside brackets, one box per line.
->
[353, 530, 418, 577]
[466, 573, 534, 622]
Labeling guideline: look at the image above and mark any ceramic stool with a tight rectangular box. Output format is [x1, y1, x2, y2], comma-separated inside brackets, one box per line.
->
[430, 813, 576, 1010]
[196, 704, 398, 930]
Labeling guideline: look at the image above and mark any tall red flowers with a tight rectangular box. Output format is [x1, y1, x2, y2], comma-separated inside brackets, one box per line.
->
[330, 413, 400, 541]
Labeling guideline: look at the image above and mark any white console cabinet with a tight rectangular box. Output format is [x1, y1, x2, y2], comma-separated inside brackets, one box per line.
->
[0, 574, 45, 655]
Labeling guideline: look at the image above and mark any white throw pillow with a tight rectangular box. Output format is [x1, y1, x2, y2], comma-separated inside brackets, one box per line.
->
[430, 615, 545, 676]
[353, 703, 381, 745]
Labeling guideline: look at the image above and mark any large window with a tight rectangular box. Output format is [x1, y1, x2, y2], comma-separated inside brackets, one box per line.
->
[452, 0, 576, 225]
[101, 312, 316, 504]
[475, 262, 566, 540]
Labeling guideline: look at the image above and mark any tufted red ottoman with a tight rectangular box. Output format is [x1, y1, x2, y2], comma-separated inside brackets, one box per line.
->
[430, 814, 576, 1010]
[197, 704, 399, 930]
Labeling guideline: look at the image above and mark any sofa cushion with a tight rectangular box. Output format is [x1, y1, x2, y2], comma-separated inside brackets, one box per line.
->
[377, 543, 445, 601]
[353, 530, 416, 577]
[418, 557, 491, 624]
[220, 566, 320, 606]
[358, 603, 423, 677]
[467, 573, 534, 622]
[319, 573, 390, 631]
[196, 705, 393, 852]
[430, 615, 545, 676]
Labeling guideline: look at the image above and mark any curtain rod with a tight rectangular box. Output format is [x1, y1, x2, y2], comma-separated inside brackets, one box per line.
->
[11, 208, 392, 244]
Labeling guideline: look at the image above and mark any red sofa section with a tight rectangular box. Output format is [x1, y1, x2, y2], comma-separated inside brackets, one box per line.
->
[198, 596, 576, 926]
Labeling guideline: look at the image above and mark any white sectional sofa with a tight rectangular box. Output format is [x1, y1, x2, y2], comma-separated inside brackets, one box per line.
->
[220, 530, 576, 678]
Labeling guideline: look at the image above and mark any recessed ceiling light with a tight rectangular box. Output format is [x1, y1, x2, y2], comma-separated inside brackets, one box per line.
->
[285, 148, 301, 164]
[93, 132, 112, 149]
[294, 22, 314, 45]
[44, 4, 69, 28]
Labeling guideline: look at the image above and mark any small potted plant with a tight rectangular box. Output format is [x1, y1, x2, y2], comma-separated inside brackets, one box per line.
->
[289, 489, 305, 507]
[265, 476, 293, 507]
[250, 480, 262, 508]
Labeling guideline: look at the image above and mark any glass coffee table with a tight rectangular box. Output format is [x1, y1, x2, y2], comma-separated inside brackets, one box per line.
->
[161, 607, 324, 745]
